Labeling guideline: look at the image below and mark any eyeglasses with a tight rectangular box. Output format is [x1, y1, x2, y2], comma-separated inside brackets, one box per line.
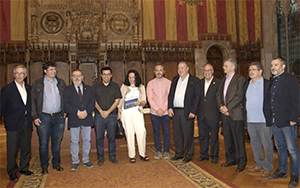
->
[72, 74, 82, 78]
[14, 72, 25, 75]
[203, 69, 213, 72]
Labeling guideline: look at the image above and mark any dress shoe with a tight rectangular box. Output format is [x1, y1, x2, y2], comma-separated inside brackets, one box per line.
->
[41, 166, 48, 174]
[211, 158, 219, 164]
[98, 158, 105, 166]
[248, 166, 263, 173]
[109, 158, 119, 164]
[236, 165, 245, 172]
[268, 169, 287, 179]
[53, 164, 64, 171]
[9, 172, 18, 182]
[261, 170, 271, 178]
[288, 175, 299, 188]
[182, 158, 192, 163]
[19, 170, 34, 176]
[171, 156, 184, 161]
[196, 156, 209, 162]
[221, 162, 236, 167]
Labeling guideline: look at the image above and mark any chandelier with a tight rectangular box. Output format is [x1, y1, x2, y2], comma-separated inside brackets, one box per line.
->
[179, 0, 203, 6]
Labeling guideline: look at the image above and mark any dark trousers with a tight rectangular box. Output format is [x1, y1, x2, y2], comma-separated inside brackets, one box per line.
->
[222, 116, 247, 167]
[150, 114, 170, 152]
[94, 112, 117, 159]
[198, 118, 219, 159]
[173, 109, 194, 159]
[6, 121, 32, 175]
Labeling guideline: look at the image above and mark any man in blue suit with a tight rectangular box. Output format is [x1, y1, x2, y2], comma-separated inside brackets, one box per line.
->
[64, 69, 95, 171]
[1, 65, 33, 182]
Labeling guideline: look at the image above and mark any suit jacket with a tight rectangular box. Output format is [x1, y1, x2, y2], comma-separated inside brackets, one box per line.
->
[197, 77, 221, 124]
[64, 84, 95, 128]
[216, 73, 246, 121]
[168, 75, 200, 120]
[264, 73, 299, 127]
[1, 81, 32, 131]
[244, 78, 270, 126]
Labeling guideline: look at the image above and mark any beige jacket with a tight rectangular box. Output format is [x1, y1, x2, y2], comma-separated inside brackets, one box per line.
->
[118, 84, 146, 113]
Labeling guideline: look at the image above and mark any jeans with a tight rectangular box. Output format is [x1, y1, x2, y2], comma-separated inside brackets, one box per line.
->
[70, 126, 91, 164]
[150, 114, 170, 152]
[272, 124, 300, 177]
[94, 112, 117, 159]
[247, 123, 273, 171]
[36, 113, 65, 168]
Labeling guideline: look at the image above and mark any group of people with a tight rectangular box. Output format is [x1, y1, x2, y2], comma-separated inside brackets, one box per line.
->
[1, 57, 299, 187]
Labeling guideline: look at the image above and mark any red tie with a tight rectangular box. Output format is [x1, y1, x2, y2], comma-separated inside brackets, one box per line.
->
[78, 86, 83, 101]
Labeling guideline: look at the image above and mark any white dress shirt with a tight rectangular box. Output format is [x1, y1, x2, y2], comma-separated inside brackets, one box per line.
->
[204, 76, 213, 96]
[173, 74, 189, 108]
[15, 80, 27, 105]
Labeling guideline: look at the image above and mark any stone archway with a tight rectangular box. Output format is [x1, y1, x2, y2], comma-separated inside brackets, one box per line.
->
[206, 46, 225, 79]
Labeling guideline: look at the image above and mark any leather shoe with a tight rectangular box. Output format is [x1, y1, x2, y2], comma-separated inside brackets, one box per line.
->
[212, 158, 218, 164]
[41, 166, 48, 174]
[109, 158, 119, 164]
[236, 165, 245, 172]
[171, 156, 184, 161]
[248, 166, 263, 173]
[98, 158, 104, 166]
[261, 170, 271, 178]
[196, 156, 209, 162]
[53, 164, 64, 171]
[9, 172, 18, 182]
[19, 170, 34, 176]
[289, 175, 299, 188]
[221, 162, 236, 167]
[268, 169, 287, 179]
[183, 158, 192, 163]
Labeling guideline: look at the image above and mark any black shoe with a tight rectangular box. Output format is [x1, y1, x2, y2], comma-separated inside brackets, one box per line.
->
[212, 158, 219, 164]
[109, 158, 119, 164]
[196, 156, 209, 162]
[98, 158, 104, 166]
[19, 170, 34, 176]
[9, 172, 18, 182]
[53, 164, 64, 171]
[289, 175, 299, 188]
[41, 166, 48, 174]
[183, 158, 192, 163]
[171, 156, 184, 161]
[268, 169, 287, 179]
[221, 162, 236, 167]
[140, 155, 150, 162]
[236, 165, 245, 172]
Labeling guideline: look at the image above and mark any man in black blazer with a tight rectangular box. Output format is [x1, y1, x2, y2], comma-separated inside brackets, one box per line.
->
[266, 57, 300, 188]
[216, 58, 247, 172]
[64, 69, 95, 171]
[1, 65, 33, 182]
[168, 61, 200, 163]
[196, 64, 221, 164]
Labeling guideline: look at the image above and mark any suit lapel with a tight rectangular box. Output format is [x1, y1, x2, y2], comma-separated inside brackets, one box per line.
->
[205, 77, 215, 96]
[13, 82, 25, 105]
[225, 74, 238, 104]
[72, 84, 82, 101]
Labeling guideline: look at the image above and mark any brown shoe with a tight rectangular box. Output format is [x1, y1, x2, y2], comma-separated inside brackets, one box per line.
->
[248, 166, 263, 173]
[261, 170, 271, 178]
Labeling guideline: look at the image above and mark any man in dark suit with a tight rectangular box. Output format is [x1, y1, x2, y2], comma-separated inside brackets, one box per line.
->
[266, 57, 299, 188]
[168, 61, 200, 163]
[1, 65, 33, 182]
[64, 69, 95, 171]
[216, 58, 247, 172]
[196, 64, 221, 164]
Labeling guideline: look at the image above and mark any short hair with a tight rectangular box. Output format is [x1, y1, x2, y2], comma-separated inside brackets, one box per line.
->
[271, 57, 286, 66]
[204, 63, 214, 71]
[42, 61, 56, 73]
[224, 58, 237, 71]
[249, 62, 264, 74]
[71, 69, 82, 75]
[178, 61, 189, 68]
[13, 65, 27, 74]
[124, 69, 142, 87]
[101, 66, 112, 74]
[153, 62, 165, 70]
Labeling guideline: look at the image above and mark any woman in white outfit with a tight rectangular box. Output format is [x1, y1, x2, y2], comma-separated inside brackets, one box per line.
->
[118, 70, 149, 163]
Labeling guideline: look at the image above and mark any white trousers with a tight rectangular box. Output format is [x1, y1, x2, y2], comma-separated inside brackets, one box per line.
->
[121, 112, 147, 158]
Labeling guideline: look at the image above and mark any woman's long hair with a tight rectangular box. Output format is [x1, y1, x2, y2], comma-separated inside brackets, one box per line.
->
[124, 69, 142, 87]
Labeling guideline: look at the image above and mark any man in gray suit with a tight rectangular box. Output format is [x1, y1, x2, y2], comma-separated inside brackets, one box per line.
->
[216, 58, 247, 172]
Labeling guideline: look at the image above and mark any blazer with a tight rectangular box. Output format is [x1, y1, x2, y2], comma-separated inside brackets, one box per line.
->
[264, 73, 299, 127]
[168, 75, 200, 120]
[197, 77, 221, 124]
[64, 84, 95, 128]
[216, 73, 246, 121]
[118, 84, 146, 113]
[1, 81, 32, 131]
[244, 78, 270, 126]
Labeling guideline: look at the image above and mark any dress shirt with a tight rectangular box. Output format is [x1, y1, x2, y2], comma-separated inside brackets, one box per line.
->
[42, 77, 61, 113]
[174, 74, 189, 108]
[223, 72, 235, 104]
[147, 77, 171, 116]
[204, 76, 213, 96]
[270, 73, 284, 123]
[74, 83, 83, 95]
[246, 77, 266, 123]
[15, 80, 27, 105]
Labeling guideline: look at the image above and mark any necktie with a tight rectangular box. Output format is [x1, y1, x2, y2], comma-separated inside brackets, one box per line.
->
[78, 86, 83, 101]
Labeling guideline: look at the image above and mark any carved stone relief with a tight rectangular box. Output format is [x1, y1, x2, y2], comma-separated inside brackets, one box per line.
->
[109, 13, 130, 34]
[40, 12, 64, 34]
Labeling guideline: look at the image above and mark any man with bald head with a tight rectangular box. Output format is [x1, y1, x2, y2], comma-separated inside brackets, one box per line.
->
[196, 64, 221, 164]
[168, 61, 200, 163]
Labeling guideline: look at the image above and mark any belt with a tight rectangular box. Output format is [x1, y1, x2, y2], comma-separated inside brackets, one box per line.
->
[42, 111, 61, 116]
[174, 107, 184, 110]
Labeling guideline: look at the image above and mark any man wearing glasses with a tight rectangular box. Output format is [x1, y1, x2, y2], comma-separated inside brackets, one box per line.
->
[92, 67, 121, 166]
